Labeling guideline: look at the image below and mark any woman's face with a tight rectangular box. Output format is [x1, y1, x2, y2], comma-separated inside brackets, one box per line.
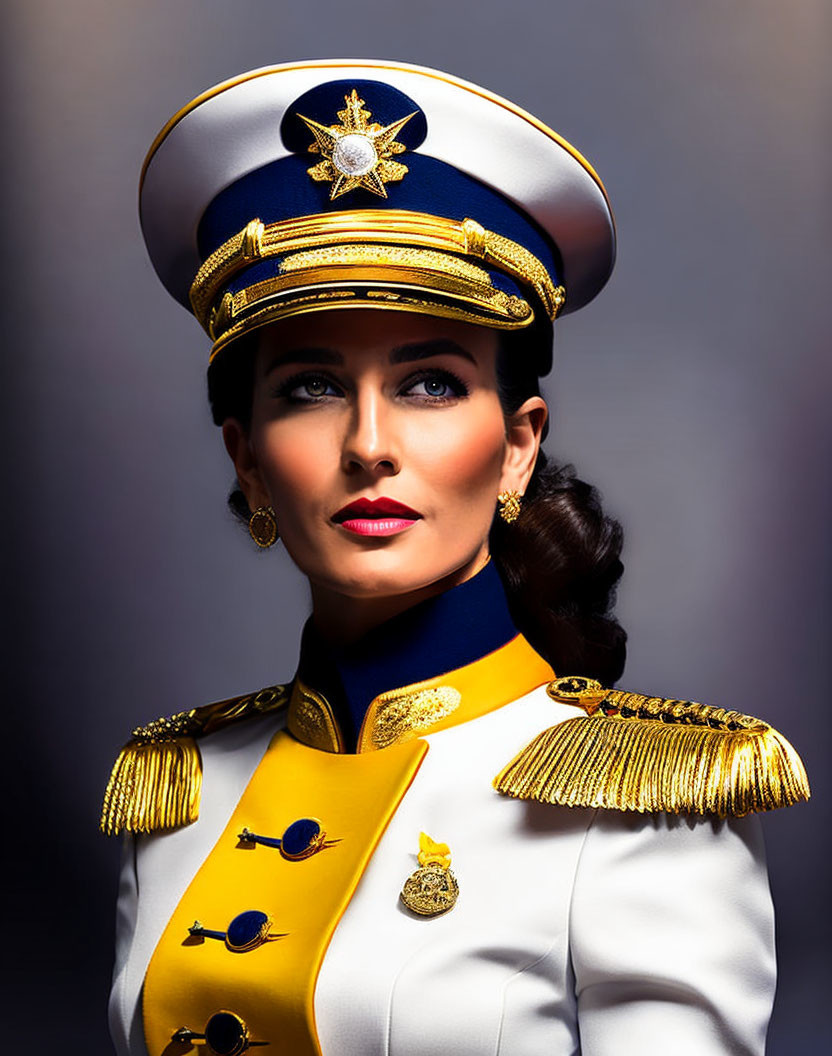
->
[223, 310, 546, 605]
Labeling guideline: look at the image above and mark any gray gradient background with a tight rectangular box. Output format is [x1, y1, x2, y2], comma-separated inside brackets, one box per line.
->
[3, 1, 830, 1052]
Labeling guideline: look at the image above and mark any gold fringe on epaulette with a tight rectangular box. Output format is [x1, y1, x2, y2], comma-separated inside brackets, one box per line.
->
[100, 685, 290, 836]
[100, 736, 202, 836]
[494, 693, 810, 817]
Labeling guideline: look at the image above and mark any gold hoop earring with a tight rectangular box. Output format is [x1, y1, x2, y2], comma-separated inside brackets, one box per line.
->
[249, 506, 278, 548]
[497, 490, 522, 524]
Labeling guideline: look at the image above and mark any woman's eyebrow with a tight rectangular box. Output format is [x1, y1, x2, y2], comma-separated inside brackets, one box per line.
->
[390, 340, 476, 365]
[263, 347, 344, 373]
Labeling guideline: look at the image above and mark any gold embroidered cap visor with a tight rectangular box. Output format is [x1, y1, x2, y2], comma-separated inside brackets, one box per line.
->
[139, 60, 615, 364]
[192, 211, 566, 361]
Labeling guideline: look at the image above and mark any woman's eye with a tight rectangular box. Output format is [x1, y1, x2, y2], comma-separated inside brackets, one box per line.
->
[410, 377, 450, 398]
[299, 378, 332, 398]
[401, 371, 467, 401]
[276, 374, 342, 402]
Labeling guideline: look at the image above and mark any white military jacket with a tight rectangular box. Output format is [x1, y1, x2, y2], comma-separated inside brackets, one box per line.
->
[106, 623, 781, 1056]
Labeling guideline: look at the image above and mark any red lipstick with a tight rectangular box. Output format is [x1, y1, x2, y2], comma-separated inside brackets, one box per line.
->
[332, 497, 422, 537]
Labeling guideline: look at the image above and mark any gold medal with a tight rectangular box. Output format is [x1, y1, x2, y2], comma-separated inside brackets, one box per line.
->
[400, 832, 459, 916]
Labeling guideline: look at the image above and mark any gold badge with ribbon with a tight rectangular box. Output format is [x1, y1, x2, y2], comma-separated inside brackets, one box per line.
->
[400, 832, 459, 916]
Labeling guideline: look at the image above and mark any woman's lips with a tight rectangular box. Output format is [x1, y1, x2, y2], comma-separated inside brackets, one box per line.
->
[332, 497, 422, 537]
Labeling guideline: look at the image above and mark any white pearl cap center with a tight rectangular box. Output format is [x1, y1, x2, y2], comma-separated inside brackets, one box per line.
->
[332, 134, 378, 176]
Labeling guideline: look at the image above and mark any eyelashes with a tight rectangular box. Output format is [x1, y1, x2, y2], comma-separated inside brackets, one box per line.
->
[400, 368, 469, 401]
[271, 372, 342, 402]
[271, 367, 470, 404]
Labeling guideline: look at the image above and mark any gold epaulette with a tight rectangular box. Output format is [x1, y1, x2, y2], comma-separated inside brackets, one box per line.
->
[100, 683, 290, 836]
[493, 676, 810, 817]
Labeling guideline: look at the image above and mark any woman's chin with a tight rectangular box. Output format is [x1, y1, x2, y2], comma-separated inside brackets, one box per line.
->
[313, 569, 445, 602]
[304, 553, 482, 603]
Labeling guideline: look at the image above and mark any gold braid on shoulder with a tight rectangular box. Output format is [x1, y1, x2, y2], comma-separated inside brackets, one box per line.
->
[100, 684, 290, 836]
[494, 676, 810, 817]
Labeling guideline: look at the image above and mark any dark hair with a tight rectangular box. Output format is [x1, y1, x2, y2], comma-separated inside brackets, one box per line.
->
[490, 327, 626, 685]
[207, 322, 626, 684]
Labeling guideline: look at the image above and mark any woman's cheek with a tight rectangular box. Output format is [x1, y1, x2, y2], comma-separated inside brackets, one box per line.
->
[415, 418, 505, 496]
[257, 426, 332, 510]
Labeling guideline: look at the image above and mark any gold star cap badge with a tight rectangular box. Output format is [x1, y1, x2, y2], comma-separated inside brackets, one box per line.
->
[297, 89, 416, 200]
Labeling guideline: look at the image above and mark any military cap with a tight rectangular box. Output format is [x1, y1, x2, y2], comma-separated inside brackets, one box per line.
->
[139, 59, 615, 367]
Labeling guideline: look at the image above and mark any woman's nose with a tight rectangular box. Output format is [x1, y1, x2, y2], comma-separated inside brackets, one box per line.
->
[341, 389, 400, 476]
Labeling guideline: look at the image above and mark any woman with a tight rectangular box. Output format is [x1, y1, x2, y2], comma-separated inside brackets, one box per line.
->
[103, 60, 808, 1056]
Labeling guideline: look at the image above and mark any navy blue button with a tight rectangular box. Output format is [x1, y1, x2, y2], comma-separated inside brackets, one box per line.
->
[188, 910, 275, 953]
[171, 1011, 259, 1054]
[281, 817, 322, 859]
[237, 816, 333, 860]
[205, 1010, 249, 1056]
[225, 910, 271, 952]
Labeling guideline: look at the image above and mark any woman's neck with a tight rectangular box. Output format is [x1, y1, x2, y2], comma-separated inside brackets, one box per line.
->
[310, 547, 491, 647]
[297, 556, 518, 750]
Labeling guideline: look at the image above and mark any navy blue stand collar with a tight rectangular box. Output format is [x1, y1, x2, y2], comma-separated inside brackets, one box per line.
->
[297, 561, 517, 751]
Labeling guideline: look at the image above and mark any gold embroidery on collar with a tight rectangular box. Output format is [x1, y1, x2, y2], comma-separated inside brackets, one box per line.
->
[288, 682, 343, 753]
[358, 684, 462, 752]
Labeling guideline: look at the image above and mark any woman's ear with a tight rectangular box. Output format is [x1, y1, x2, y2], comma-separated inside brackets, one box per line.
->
[500, 396, 548, 494]
[221, 419, 271, 511]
